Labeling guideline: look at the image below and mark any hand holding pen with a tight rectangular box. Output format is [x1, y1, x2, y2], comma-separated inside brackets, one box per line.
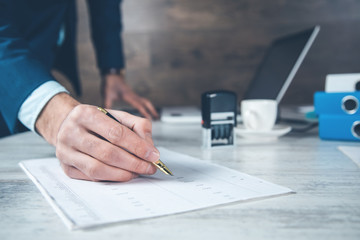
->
[97, 107, 172, 176]
[47, 95, 171, 181]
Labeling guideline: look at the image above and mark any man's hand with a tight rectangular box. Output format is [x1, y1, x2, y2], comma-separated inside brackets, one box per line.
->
[102, 73, 159, 120]
[35, 93, 158, 182]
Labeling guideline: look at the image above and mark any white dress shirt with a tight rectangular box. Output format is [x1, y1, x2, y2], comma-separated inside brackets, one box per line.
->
[18, 81, 69, 132]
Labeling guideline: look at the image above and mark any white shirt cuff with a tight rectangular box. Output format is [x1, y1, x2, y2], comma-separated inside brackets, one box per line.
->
[18, 81, 69, 132]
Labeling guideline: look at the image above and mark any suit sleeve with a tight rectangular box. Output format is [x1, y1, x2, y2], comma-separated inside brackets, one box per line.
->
[86, 0, 125, 71]
[0, 1, 54, 133]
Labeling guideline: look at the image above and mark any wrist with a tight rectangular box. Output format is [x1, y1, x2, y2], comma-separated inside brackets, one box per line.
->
[101, 68, 125, 77]
[102, 70, 130, 94]
[35, 93, 80, 146]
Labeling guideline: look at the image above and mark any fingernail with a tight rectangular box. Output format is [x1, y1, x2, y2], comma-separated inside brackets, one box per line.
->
[148, 150, 160, 162]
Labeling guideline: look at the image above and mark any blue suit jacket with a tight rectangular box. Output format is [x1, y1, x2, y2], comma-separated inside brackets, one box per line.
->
[0, 0, 125, 137]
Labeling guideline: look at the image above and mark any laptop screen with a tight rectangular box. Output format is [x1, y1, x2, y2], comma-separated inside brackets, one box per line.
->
[243, 26, 320, 103]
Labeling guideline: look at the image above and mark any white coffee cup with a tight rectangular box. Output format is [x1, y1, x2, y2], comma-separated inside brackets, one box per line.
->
[241, 99, 278, 131]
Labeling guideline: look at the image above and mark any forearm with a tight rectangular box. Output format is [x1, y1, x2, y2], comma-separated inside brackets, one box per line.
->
[87, 0, 125, 70]
[35, 93, 80, 146]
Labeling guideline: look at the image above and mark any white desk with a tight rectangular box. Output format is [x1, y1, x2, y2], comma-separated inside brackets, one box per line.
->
[1, 122, 359, 240]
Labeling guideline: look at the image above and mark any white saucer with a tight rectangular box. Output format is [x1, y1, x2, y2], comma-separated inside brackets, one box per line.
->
[235, 124, 292, 139]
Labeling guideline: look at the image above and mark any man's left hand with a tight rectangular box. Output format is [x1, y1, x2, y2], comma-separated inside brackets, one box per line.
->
[102, 73, 159, 120]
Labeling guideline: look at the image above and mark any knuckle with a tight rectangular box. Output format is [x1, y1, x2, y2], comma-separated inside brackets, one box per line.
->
[56, 130, 65, 144]
[57, 116, 83, 145]
[70, 105, 85, 120]
[99, 149, 113, 162]
[57, 126, 80, 148]
[57, 122, 70, 143]
[73, 104, 88, 114]
[134, 143, 148, 159]
[107, 125, 124, 141]
[55, 147, 64, 160]
[55, 144, 70, 162]
[82, 136, 96, 151]
[71, 105, 94, 123]
[86, 162, 101, 179]
[140, 117, 151, 126]
[140, 118, 152, 131]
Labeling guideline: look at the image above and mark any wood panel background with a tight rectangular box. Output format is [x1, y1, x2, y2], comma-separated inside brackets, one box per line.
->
[62, 0, 360, 108]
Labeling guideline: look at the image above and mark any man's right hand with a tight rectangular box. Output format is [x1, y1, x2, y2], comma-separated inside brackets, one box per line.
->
[35, 93, 159, 182]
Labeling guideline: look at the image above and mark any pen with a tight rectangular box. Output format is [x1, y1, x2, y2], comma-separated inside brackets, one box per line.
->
[97, 107, 173, 176]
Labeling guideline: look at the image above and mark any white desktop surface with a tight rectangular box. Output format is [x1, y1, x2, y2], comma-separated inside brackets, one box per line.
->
[1, 122, 360, 240]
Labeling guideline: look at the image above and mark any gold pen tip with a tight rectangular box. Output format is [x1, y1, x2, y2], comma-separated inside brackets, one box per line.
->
[153, 160, 173, 176]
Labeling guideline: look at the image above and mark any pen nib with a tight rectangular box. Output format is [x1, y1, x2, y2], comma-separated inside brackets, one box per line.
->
[153, 160, 173, 176]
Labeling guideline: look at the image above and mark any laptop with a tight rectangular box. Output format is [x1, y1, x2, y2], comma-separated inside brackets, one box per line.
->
[243, 25, 320, 103]
[161, 25, 321, 123]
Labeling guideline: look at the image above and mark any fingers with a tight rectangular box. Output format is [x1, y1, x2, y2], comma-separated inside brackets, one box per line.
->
[102, 73, 159, 119]
[60, 163, 92, 181]
[103, 85, 120, 109]
[126, 96, 160, 120]
[122, 91, 159, 120]
[107, 110, 155, 145]
[65, 105, 159, 162]
[86, 111, 159, 162]
[143, 98, 160, 120]
[104, 96, 113, 109]
[101, 77, 113, 109]
[104, 86, 158, 120]
[130, 99, 153, 120]
[73, 129, 157, 175]
[58, 150, 138, 182]
[56, 104, 160, 182]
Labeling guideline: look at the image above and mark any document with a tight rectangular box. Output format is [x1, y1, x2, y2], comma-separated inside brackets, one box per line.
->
[338, 146, 360, 168]
[19, 147, 293, 230]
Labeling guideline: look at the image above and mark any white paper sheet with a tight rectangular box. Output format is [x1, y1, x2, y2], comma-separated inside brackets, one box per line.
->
[338, 146, 360, 168]
[19, 147, 293, 230]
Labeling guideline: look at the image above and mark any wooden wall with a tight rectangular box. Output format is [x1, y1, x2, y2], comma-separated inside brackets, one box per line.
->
[68, 0, 360, 108]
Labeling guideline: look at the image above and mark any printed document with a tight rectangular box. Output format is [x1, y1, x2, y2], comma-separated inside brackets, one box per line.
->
[19, 147, 293, 230]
